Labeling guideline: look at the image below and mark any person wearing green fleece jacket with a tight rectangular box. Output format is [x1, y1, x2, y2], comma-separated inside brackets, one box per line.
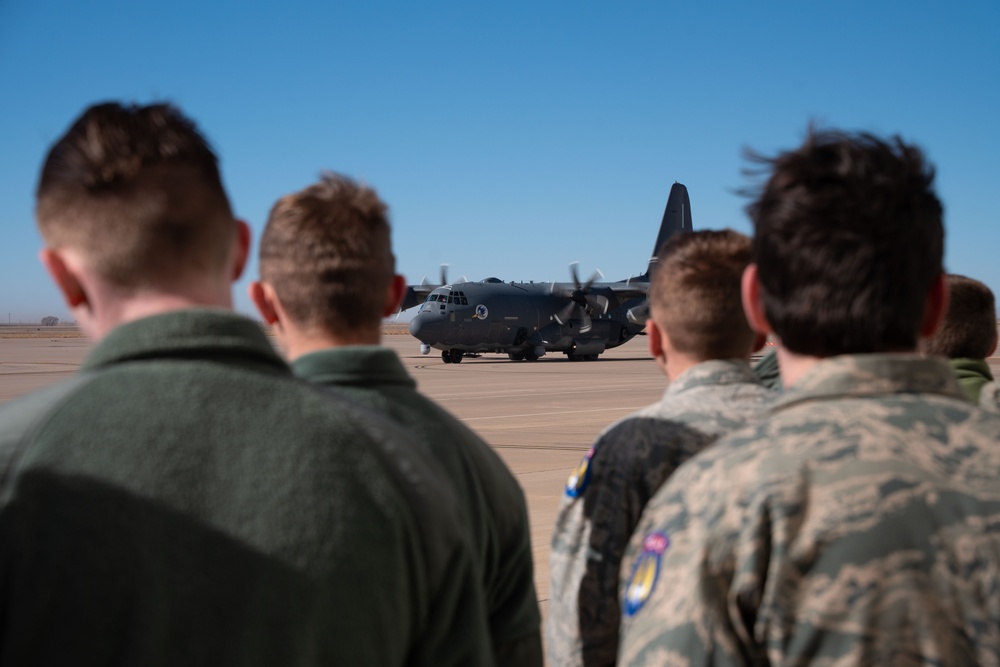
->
[920, 273, 998, 403]
[0, 102, 491, 667]
[250, 173, 543, 667]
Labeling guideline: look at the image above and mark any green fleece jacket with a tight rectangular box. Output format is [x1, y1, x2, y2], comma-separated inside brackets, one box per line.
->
[293, 346, 543, 667]
[950, 357, 994, 403]
[0, 310, 490, 667]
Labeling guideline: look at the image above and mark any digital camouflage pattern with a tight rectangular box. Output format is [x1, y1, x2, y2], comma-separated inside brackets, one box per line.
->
[546, 360, 773, 667]
[619, 354, 1000, 667]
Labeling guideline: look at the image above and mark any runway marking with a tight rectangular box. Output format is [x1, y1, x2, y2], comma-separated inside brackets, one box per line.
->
[462, 406, 638, 421]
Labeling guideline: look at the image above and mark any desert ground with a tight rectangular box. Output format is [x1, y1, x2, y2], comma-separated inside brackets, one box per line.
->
[4, 322, 1000, 639]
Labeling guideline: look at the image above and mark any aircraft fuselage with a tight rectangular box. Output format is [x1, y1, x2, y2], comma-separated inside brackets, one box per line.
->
[408, 278, 647, 362]
[403, 181, 692, 363]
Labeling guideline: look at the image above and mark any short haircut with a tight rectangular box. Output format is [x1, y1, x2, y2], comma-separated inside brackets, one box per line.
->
[259, 173, 395, 337]
[648, 229, 756, 360]
[745, 129, 944, 356]
[921, 274, 997, 359]
[35, 102, 236, 289]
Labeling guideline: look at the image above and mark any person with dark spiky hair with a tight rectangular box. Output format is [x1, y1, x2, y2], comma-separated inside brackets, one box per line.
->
[920, 273, 998, 403]
[547, 229, 772, 667]
[619, 129, 1000, 666]
[249, 172, 542, 667]
[0, 102, 491, 667]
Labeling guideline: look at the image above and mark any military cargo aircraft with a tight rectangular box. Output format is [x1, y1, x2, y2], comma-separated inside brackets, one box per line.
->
[402, 182, 692, 363]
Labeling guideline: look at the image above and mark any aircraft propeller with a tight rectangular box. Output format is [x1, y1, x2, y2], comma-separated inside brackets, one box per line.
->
[552, 263, 606, 334]
[420, 264, 467, 287]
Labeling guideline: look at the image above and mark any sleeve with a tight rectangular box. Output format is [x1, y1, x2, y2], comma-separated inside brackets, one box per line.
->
[489, 489, 543, 667]
[547, 418, 714, 667]
[617, 448, 769, 667]
[545, 443, 598, 667]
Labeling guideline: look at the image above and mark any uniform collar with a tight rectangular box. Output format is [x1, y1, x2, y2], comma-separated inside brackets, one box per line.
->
[665, 358, 759, 397]
[773, 353, 965, 412]
[291, 346, 416, 389]
[83, 309, 286, 373]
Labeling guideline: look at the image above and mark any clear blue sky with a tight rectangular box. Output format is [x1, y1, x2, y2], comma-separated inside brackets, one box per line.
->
[2, 1, 998, 323]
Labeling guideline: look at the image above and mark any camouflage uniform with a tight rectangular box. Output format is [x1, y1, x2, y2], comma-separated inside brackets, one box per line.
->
[546, 360, 773, 667]
[619, 354, 1000, 667]
[751, 347, 782, 391]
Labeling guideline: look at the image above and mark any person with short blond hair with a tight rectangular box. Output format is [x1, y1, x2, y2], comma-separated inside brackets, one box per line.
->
[258, 174, 395, 343]
[251, 172, 542, 667]
[0, 102, 491, 666]
[546, 229, 772, 667]
[920, 273, 998, 402]
[647, 229, 760, 363]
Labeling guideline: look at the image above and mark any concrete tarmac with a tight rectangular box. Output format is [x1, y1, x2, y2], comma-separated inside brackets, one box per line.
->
[5, 330, 1000, 645]
[387, 335, 667, 621]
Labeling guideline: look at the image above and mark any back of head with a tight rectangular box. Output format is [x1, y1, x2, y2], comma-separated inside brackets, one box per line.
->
[36, 102, 235, 290]
[921, 274, 997, 359]
[746, 129, 944, 356]
[648, 229, 755, 360]
[259, 172, 394, 339]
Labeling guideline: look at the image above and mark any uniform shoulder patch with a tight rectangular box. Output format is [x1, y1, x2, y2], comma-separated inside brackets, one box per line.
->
[623, 532, 670, 616]
[564, 447, 595, 498]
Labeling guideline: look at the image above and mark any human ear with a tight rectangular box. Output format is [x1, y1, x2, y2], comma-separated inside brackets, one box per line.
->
[646, 319, 664, 359]
[383, 274, 407, 317]
[741, 264, 772, 336]
[248, 281, 279, 326]
[230, 220, 252, 281]
[39, 248, 88, 309]
[919, 273, 948, 339]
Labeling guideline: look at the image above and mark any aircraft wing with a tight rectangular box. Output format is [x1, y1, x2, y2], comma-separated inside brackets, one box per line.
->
[605, 281, 649, 301]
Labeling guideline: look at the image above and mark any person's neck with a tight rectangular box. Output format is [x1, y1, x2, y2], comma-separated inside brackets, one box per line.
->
[775, 346, 822, 388]
[665, 352, 707, 382]
[82, 284, 233, 341]
[279, 327, 380, 362]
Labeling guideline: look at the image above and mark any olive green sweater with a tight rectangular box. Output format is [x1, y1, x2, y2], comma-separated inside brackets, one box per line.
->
[0, 310, 490, 666]
[293, 346, 543, 667]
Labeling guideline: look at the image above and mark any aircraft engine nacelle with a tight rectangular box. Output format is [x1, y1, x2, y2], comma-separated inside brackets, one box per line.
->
[627, 302, 650, 324]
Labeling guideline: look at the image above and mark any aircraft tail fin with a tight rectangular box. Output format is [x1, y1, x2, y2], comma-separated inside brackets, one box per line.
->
[643, 182, 692, 278]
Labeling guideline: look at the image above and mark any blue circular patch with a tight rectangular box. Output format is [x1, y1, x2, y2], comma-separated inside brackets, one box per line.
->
[623, 532, 670, 616]
[564, 448, 594, 498]
[475, 304, 489, 319]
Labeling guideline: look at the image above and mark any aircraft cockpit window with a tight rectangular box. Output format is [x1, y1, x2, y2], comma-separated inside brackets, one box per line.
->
[461, 297, 469, 305]
[427, 294, 438, 302]
[447, 296, 454, 304]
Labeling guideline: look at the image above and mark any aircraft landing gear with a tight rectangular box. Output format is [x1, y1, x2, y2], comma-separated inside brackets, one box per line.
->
[523, 352, 539, 362]
[449, 349, 464, 363]
[508, 352, 525, 361]
[442, 350, 452, 363]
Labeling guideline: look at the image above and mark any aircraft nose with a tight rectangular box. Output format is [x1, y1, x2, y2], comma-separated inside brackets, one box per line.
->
[408, 314, 439, 342]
